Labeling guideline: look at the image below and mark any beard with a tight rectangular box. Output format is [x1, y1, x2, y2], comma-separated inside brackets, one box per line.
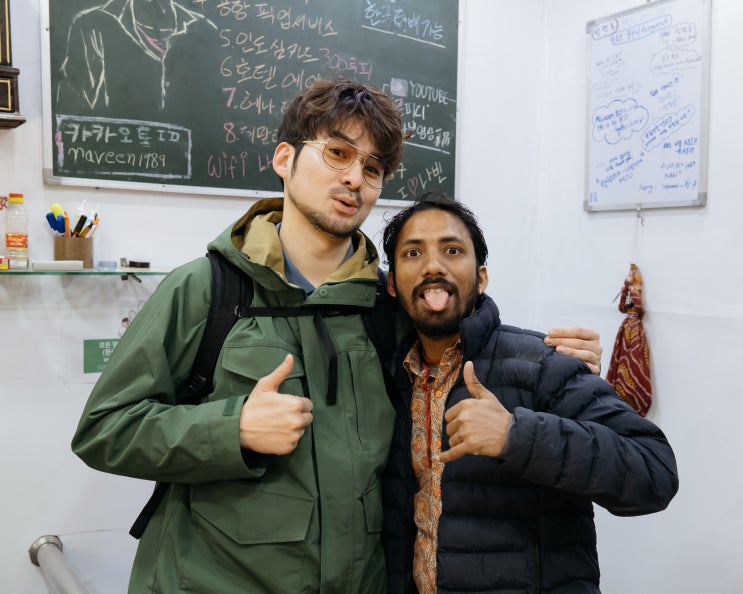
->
[400, 278, 480, 339]
[285, 189, 364, 239]
[413, 311, 463, 338]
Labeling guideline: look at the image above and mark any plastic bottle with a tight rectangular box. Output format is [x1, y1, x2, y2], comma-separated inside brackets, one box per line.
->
[5, 193, 28, 269]
[0, 195, 6, 258]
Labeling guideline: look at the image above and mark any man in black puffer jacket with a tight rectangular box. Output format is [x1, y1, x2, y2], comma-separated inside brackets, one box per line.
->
[380, 191, 678, 594]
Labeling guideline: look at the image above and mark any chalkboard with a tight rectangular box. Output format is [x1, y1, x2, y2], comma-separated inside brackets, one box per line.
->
[584, 0, 711, 212]
[41, 0, 459, 201]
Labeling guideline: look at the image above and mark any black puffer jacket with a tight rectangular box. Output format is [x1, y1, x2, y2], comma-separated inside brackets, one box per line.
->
[382, 296, 678, 594]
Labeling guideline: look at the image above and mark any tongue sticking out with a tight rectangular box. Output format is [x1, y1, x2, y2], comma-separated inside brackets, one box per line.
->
[422, 288, 450, 311]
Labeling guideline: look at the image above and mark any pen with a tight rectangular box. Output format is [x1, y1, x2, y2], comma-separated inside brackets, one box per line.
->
[87, 216, 100, 237]
[81, 212, 99, 238]
[80, 220, 94, 237]
[63, 212, 70, 237]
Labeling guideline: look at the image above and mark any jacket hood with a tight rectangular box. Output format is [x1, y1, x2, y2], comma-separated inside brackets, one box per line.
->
[207, 198, 382, 300]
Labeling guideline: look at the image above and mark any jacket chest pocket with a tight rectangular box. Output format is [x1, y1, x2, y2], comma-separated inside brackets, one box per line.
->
[218, 343, 306, 397]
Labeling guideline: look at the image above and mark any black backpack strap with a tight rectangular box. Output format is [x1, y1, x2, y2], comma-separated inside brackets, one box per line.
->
[362, 269, 398, 365]
[129, 481, 170, 539]
[130, 251, 252, 539]
[361, 269, 400, 401]
[182, 251, 251, 403]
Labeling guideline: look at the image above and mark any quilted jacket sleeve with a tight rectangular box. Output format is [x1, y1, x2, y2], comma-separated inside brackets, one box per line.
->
[497, 352, 679, 516]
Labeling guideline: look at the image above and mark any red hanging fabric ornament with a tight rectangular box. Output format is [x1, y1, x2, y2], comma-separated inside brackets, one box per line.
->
[606, 263, 652, 416]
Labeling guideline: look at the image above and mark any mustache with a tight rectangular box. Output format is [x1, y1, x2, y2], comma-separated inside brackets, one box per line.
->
[412, 278, 458, 298]
[332, 186, 362, 208]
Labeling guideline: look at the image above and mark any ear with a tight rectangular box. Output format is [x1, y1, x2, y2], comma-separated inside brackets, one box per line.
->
[386, 271, 397, 297]
[477, 265, 489, 294]
[272, 142, 294, 181]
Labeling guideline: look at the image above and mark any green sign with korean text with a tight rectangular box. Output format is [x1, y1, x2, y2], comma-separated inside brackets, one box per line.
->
[83, 338, 120, 373]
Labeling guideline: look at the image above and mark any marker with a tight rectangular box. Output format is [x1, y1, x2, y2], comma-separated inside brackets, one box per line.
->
[46, 212, 59, 234]
[63, 212, 70, 237]
[50, 203, 64, 219]
[71, 214, 88, 237]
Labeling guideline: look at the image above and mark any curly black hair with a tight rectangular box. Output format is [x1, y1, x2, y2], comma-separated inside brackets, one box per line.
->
[382, 189, 488, 274]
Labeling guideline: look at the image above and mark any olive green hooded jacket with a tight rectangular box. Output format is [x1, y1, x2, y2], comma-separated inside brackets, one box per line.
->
[71, 198, 395, 593]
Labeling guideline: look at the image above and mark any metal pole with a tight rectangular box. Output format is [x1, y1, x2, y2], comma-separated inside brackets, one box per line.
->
[28, 535, 92, 594]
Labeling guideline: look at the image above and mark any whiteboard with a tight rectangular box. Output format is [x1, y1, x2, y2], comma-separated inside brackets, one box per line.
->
[584, 0, 711, 212]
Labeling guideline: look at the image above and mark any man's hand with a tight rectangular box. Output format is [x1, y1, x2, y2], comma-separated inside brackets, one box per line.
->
[239, 354, 313, 455]
[544, 326, 603, 375]
[438, 361, 512, 464]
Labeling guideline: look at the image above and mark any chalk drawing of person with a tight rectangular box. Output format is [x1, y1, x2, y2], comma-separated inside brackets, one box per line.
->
[55, 0, 219, 118]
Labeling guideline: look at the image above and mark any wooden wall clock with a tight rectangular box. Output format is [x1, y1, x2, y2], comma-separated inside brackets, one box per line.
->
[0, 0, 25, 128]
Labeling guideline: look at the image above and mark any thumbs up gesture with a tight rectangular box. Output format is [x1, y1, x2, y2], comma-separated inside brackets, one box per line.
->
[239, 354, 314, 455]
[438, 361, 512, 464]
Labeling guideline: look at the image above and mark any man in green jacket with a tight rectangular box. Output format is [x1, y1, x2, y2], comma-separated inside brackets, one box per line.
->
[72, 77, 602, 593]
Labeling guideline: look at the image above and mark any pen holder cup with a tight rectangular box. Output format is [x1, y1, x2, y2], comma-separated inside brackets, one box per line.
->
[54, 236, 94, 269]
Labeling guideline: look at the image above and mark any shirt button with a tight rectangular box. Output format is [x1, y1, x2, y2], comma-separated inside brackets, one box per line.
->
[319, 288, 328, 297]
[435, 390, 443, 398]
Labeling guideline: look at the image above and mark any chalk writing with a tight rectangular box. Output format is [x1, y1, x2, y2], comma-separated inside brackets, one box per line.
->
[67, 148, 167, 170]
[386, 77, 455, 154]
[394, 160, 447, 200]
[219, 30, 318, 63]
[207, 150, 250, 178]
[318, 48, 373, 80]
[218, 0, 251, 21]
[255, 4, 338, 37]
[56, 115, 191, 179]
[240, 124, 277, 146]
[48, 0, 458, 199]
[363, 1, 446, 45]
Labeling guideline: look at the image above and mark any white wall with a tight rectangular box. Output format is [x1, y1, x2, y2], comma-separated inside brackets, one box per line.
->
[459, 2, 743, 593]
[1, 0, 741, 592]
[536, 2, 743, 593]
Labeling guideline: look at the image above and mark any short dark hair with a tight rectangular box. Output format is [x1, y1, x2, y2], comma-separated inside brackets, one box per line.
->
[277, 76, 405, 178]
[382, 190, 488, 274]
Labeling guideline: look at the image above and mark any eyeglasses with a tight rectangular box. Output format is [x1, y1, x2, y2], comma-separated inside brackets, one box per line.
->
[302, 138, 389, 189]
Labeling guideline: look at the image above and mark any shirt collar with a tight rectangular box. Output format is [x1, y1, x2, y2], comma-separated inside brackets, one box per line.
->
[277, 222, 355, 293]
[403, 338, 463, 383]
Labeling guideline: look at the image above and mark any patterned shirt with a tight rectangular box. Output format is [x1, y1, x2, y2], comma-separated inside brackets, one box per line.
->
[403, 340, 464, 594]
